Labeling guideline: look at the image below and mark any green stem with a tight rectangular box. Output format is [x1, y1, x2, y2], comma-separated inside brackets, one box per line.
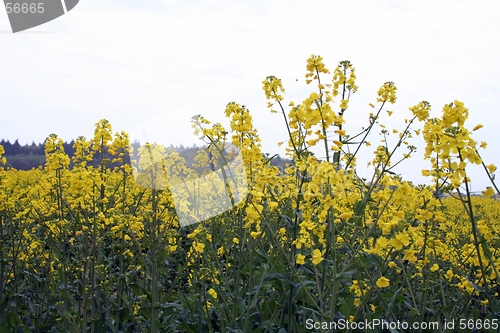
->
[344, 101, 386, 170]
[457, 150, 495, 314]
[151, 184, 158, 333]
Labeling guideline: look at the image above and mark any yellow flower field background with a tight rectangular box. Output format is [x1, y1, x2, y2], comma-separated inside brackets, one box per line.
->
[1, 55, 499, 332]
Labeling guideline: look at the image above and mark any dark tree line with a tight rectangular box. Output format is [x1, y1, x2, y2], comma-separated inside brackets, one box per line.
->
[0, 138, 102, 170]
[0, 139, 292, 172]
[0, 139, 57, 156]
[1, 139, 53, 170]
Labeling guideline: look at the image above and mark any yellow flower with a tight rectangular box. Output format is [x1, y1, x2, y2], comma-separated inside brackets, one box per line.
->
[430, 263, 439, 272]
[245, 206, 260, 221]
[403, 248, 418, 264]
[207, 288, 217, 299]
[250, 231, 261, 239]
[268, 201, 279, 210]
[338, 212, 353, 220]
[311, 249, 323, 265]
[422, 169, 431, 177]
[376, 82, 397, 104]
[486, 164, 497, 174]
[472, 124, 483, 131]
[296, 254, 305, 265]
[262, 76, 285, 102]
[340, 99, 349, 109]
[390, 237, 402, 250]
[334, 129, 346, 136]
[390, 232, 410, 250]
[409, 101, 430, 121]
[323, 195, 335, 209]
[193, 242, 205, 253]
[232, 237, 239, 244]
[397, 232, 410, 246]
[444, 269, 453, 282]
[376, 276, 390, 288]
[333, 140, 343, 147]
[483, 187, 495, 197]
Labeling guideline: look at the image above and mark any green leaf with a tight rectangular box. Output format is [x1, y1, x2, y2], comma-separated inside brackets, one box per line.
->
[341, 293, 355, 317]
[259, 273, 292, 286]
[354, 197, 369, 216]
[359, 252, 383, 269]
[464, 278, 485, 293]
[480, 237, 492, 260]
[129, 283, 152, 302]
[337, 269, 357, 279]
[387, 287, 403, 312]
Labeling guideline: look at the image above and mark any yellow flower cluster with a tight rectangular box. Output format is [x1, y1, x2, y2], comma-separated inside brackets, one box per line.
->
[0, 144, 6, 166]
[420, 100, 484, 188]
[376, 81, 397, 104]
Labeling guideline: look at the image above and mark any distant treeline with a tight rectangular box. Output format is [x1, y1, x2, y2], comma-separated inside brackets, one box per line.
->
[0, 139, 291, 172]
[1, 139, 51, 170]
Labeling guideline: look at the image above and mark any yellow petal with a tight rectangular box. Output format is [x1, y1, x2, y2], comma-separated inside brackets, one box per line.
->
[473, 124, 484, 131]
[376, 276, 390, 288]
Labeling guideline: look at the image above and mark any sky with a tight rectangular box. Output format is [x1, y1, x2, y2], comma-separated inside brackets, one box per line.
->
[1, 0, 499, 188]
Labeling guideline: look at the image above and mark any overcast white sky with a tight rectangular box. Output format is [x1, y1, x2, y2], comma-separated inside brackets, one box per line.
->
[1, 0, 499, 187]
